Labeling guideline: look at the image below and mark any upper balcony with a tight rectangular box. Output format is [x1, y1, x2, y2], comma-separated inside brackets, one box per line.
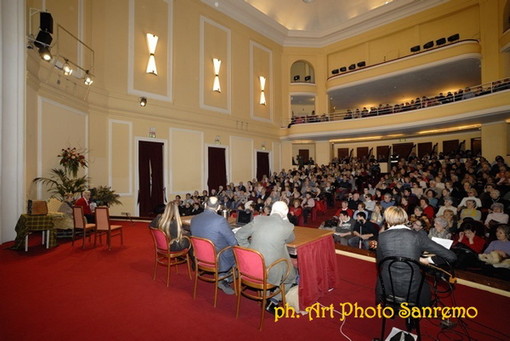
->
[326, 40, 482, 113]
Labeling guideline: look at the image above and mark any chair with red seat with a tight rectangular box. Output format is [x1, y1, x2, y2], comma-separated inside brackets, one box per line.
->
[190, 236, 234, 307]
[232, 246, 290, 330]
[149, 227, 191, 287]
[72, 206, 96, 248]
[94, 206, 124, 251]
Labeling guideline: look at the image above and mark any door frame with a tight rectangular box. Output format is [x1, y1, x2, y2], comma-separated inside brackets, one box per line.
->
[205, 144, 230, 190]
[255, 149, 272, 180]
[134, 137, 168, 216]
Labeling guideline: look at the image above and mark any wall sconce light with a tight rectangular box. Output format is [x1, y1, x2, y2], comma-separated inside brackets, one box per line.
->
[214, 135, 221, 144]
[62, 59, 73, 76]
[259, 76, 266, 105]
[146, 33, 158, 75]
[261, 144, 266, 150]
[149, 127, 156, 138]
[212, 58, 221, 92]
[139, 97, 147, 107]
[83, 71, 94, 85]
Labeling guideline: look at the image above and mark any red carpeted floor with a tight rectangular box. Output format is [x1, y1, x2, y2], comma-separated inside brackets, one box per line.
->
[1, 221, 509, 341]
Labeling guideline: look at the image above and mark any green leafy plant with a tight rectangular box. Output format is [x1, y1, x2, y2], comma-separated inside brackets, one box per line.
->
[33, 168, 88, 200]
[91, 186, 122, 207]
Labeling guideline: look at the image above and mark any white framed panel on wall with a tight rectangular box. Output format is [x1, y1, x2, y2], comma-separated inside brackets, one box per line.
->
[108, 119, 133, 196]
[134, 136, 169, 216]
[128, 0, 173, 102]
[169, 128, 204, 194]
[37, 96, 88, 199]
[272, 141, 281, 173]
[199, 16, 231, 114]
[229, 136, 254, 183]
[250, 41, 273, 122]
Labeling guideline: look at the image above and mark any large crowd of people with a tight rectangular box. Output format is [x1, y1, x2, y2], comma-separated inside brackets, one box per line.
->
[154, 152, 510, 283]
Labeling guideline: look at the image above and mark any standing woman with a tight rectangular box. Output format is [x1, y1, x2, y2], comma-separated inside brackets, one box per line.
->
[150, 203, 190, 251]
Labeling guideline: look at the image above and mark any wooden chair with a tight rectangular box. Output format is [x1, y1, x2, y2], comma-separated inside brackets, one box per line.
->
[94, 207, 123, 251]
[72, 206, 96, 248]
[232, 246, 290, 330]
[149, 227, 191, 286]
[189, 236, 234, 307]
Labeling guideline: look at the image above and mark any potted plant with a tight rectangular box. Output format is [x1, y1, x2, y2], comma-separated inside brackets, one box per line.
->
[91, 186, 122, 207]
[33, 168, 88, 200]
[33, 147, 89, 200]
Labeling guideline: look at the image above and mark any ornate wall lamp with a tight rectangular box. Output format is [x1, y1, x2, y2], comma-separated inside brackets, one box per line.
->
[212, 58, 222, 92]
[146, 33, 158, 75]
[259, 76, 266, 105]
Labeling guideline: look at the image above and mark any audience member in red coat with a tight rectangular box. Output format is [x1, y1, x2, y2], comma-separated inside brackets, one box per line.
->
[75, 190, 95, 223]
[288, 199, 303, 225]
[335, 200, 354, 218]
[454, 223, 486, 254]
[420, 198, 435, 221]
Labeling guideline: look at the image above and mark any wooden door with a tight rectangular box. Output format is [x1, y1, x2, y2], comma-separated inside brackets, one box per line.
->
[138, 141, 164, 217]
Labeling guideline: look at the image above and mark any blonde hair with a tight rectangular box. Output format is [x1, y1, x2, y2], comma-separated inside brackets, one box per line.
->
[384, 206, 408, 227]
[157, 203, 183, 241]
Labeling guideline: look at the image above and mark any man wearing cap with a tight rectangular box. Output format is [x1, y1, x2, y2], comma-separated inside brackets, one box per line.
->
[235, 201, 297, 311]
[190, 196, 237, 295]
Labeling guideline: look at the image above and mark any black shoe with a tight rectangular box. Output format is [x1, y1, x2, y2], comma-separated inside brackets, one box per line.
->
[265, 300, 278, 315]
[405, 317, 417, 331]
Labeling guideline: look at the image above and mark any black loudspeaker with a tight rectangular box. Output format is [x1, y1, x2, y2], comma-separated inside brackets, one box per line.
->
[293, 75, 300, 81]
[348, 64, 356, 70]
[40, 12, 53, 34]
[304, 75, 311, 81]
[357, 61, 366, 67]
[410, 45, 421, 52]
[436, 37, 446, 45]
[331, 69, 339, 75]
[340, 66, 347, 72]
[448, 33, 460, 42]
[423, 41, 434, 49]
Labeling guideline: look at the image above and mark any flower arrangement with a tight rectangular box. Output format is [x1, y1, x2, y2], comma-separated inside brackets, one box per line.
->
[58, 147, 87, 177]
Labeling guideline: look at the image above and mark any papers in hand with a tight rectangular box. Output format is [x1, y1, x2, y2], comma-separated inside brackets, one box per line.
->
[431, 237, 453, 249]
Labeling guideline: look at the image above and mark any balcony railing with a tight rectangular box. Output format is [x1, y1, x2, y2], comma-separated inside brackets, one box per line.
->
[287, 78, 510, 127]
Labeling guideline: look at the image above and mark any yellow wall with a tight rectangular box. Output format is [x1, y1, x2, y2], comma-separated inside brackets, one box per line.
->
[24, 0, 510, 216]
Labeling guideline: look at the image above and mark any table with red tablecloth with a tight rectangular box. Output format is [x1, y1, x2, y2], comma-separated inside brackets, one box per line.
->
[287, 226, 337, 309]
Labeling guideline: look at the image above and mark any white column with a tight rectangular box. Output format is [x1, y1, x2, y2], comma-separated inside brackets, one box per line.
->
[0, 0, 25, 243]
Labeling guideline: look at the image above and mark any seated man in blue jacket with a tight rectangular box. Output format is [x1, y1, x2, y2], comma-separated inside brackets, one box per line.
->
[190, 196, 237, 295]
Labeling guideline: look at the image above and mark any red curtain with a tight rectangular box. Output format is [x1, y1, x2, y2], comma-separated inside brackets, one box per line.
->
[297, 236, 337, 308]
[207, 147, 227, 192]
[256, 152, 270, 181]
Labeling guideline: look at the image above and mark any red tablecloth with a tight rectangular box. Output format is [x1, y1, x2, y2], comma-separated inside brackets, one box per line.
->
[297, 235, 337, 308]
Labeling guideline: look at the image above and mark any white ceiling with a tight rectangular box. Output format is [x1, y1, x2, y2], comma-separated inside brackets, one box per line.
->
[202, 0, 447, 46]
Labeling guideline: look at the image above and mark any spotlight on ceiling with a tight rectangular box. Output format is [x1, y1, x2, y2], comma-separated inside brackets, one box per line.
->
[139, 97, 147, 107]
[62, 59, 73, 76]
[84, 71, 94, 86]
[38, 46, 52, 61]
